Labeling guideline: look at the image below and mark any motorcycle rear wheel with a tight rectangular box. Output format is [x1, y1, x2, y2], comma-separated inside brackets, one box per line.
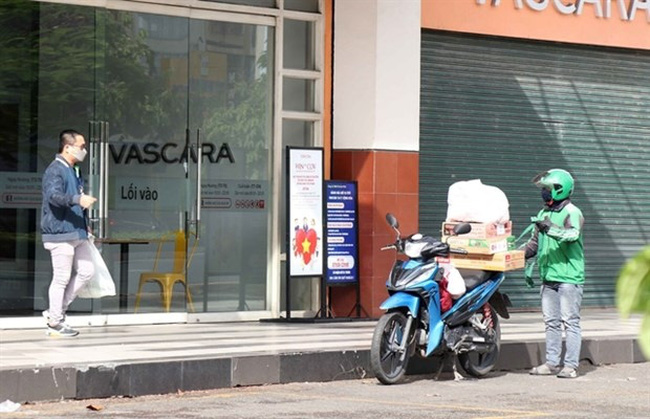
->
[458, 304, 501, 377]
[370, 311, 411, 384]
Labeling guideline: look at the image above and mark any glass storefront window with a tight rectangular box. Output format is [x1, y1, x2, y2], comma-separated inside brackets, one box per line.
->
[0, 0, 274, 318]
[202, 0, 276, 7]
[285, 0, 319, 13]
[200, 0, 319, 12]
[283, 77, 316, 112]
[283, 19, 315, 70]
[279, 120, 316, 312]
[1, 1, 99, 317]
[279, 119, 314, 255]
[0, 0, 322, 323]
[282, 119, 314, 147]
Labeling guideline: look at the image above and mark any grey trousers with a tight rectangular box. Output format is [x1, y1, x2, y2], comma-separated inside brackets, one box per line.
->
[44, 239, 95, 326]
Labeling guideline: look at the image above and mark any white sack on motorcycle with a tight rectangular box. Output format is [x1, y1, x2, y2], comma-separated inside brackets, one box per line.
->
[439, 262, 466, 299]
[446, 179, 510, 224]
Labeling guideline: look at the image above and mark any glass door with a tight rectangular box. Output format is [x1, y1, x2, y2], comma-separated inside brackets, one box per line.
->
[187, 18, 274, 315]
[0, 1, 105, 319]
[94, 9, 276, 316]
[89, 9, 193, 315]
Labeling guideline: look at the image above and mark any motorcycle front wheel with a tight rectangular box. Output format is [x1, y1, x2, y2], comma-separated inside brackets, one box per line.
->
[458, 304, 501, 377]
[370, 311, 411, 384]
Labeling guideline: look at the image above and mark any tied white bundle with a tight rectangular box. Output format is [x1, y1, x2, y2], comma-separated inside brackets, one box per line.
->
[439, 262, 466, 299]
[445, 179, 510, 224]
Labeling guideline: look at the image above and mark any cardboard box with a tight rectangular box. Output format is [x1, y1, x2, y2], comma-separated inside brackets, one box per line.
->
[442, 220, 512, 239]
[443, 235, 514, 255]
[437, 250, 525, 272]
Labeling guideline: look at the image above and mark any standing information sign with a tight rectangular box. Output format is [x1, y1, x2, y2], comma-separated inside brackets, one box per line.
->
[286, 147, 325, 319]
[325, 180, 362, 317]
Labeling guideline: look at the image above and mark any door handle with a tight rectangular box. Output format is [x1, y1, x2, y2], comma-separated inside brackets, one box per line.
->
[88, 121, 99, 233]
[195, 128, 202, 240]
[184, 128, 190, 178]
[100, 121, 109, 239]
[88, 120, 109, 239]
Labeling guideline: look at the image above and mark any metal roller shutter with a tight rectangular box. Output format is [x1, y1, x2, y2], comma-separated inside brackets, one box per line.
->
[419, 31, 650, 309]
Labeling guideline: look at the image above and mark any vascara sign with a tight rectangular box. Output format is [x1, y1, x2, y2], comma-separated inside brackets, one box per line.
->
[476, 0, 650, 21]
[109, 142, 235, 165]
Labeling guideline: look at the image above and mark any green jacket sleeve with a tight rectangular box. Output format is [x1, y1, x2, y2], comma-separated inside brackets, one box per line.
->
[546, 204, 583, 243]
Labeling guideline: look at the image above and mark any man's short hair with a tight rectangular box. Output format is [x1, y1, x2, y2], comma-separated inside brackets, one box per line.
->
[59, 129, 82, 153]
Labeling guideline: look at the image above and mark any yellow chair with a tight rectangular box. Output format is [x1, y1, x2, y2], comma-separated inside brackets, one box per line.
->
[134, 230, 197, 312]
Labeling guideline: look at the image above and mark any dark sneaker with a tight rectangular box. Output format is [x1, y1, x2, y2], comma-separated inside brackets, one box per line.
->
[557, 366, 578, 378]
[46, 323, 79, 338]
[529, 363, 561, 375]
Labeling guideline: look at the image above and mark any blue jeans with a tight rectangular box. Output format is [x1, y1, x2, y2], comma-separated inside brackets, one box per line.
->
[541, 282, 583, 369]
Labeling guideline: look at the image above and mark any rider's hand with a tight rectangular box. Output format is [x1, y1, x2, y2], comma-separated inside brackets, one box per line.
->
[535, 217, 552, 234]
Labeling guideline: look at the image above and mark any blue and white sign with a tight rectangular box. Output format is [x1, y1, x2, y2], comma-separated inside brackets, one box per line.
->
[325, 181, 358, 285]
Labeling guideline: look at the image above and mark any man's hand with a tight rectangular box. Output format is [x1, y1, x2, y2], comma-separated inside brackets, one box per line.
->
[535, 217, 552, 234]
[80, 194, 97, 209]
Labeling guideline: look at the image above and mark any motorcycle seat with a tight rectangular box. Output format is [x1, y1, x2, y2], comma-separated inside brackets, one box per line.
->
[458, 269, 494, 291]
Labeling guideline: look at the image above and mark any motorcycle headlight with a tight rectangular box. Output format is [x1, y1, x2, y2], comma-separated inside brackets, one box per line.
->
[404, 241, 427, 258]
[392, 262, 435, 288]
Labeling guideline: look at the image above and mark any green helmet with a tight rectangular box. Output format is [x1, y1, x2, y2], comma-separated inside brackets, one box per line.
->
[532, 169, 574, 201]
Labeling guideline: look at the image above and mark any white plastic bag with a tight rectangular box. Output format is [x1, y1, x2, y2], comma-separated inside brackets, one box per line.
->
[0, 400, 21, 413]
[440, 262, 466, 299]
[77, 240, 116, 299]
[445, 179, 510, 224]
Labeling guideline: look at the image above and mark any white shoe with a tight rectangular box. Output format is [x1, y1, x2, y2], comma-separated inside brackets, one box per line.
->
[529, 363, 561, 375]
[557, 366, 578, 378]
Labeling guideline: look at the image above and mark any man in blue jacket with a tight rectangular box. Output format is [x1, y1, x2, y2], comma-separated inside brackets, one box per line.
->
[41, 129, 97, 337]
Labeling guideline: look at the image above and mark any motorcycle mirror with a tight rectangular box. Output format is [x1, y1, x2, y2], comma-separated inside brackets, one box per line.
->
[385, 213, 399, 229]
[453, 223, 472, 235]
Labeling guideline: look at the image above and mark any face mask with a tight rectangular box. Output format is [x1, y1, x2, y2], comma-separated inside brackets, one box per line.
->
[68, 145, 87, 162]
[541, 188, 553, 203]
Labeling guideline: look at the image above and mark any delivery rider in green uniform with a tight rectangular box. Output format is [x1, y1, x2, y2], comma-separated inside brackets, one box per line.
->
[525, 169, 585, 379]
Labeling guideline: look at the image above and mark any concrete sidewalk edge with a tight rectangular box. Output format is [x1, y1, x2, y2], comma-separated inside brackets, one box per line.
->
[1, 337, 644, 403]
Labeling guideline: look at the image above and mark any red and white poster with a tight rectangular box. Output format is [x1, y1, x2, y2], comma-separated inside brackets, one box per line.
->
[288, 147, 324, 277]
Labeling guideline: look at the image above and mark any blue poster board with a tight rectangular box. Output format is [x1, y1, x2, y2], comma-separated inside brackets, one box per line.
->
[325, 181, 359, 285]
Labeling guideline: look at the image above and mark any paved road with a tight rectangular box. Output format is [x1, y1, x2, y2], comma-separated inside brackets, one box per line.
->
[6, 362, 649, 418]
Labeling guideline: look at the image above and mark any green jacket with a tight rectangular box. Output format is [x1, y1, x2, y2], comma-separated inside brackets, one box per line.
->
[525, 200, 585, 284]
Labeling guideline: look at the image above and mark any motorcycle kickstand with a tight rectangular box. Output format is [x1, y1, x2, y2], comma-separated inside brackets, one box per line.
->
[433, 355, 446, 381]
[452, 355, 465, 381]
[452, 355, 475, 382]
[433, 353, 467, 382]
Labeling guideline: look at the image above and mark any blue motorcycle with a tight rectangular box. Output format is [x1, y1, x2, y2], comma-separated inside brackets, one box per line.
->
[370, 213, 511, 384]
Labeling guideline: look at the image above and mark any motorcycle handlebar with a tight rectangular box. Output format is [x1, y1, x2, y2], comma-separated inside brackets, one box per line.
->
[449, 247, 469, 255]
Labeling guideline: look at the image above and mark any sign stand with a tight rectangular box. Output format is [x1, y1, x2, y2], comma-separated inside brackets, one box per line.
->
[283, 146, 326, 322]
[262, 146, 367, 323]
[323, 180, 366, 319]
[263, 150, 367, 323]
